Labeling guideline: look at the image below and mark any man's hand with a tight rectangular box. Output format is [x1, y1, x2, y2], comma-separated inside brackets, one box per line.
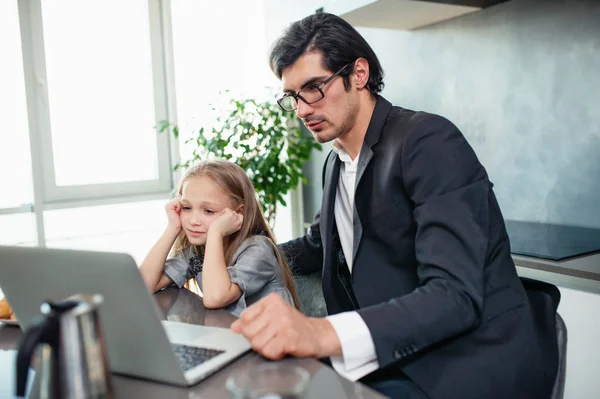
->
[231, 293, 342, 360]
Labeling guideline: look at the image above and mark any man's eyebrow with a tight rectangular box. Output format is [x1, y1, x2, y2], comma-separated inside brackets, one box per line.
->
[284, 75, 328, 94]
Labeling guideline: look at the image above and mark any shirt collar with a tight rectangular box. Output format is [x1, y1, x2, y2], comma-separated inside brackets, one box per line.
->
[332, 140, 355, 164]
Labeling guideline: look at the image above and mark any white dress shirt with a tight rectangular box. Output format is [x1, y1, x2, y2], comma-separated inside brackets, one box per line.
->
[326, 142, 380, 381]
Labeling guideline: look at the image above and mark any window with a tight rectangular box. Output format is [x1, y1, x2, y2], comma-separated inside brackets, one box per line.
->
[42, 0, 159, 187]
[45, 200, 167, 262]
[0, 214, 37, 247]
[34, 0, 171, 201]
[1, 0, 174, 250]
[1, 0, 297, 252]
[170, 0, 275, 158]
[169, 0, 296, 241]
[0, 0, 34, 210]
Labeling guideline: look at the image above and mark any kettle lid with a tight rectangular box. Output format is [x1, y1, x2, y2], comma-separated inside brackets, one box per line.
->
[41, 294, 103, 317]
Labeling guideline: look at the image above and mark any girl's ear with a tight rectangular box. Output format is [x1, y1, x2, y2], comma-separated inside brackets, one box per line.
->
[236, 205, 244, 215]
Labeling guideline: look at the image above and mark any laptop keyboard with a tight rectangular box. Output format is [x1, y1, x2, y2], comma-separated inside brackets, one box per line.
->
[171, 343, 225, 372]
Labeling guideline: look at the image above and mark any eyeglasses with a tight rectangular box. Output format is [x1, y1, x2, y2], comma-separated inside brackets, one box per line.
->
[277, 62, 355, 112]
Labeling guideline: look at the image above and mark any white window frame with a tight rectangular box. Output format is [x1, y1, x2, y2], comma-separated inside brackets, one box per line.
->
[19, 0, 174, 204]
[5, 0, 300, 246]
[8, 0, 179, 247]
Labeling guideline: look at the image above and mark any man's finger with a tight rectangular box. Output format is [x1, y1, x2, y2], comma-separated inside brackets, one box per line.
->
[260, 333, 287, 361]
[231, 319, 242, 333]
[247, 319, 280, 352]
[238, 300, 265, 323]
[240, 309, 272, 338]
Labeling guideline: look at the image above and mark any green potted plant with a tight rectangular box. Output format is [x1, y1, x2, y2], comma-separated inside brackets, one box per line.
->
[157, 91, 321, 227]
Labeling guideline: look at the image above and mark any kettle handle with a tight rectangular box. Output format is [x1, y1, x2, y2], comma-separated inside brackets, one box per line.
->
[15, 315, 58, 397]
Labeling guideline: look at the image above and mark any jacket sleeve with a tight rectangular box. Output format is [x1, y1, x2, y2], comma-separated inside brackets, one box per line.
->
[357, 113, 490, 368]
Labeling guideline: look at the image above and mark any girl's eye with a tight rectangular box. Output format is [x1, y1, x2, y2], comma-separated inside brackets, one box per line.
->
[181, 206, 191, 211]
[204, 209, 214, 215]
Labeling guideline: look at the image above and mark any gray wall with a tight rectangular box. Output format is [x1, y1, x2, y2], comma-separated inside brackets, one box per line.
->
[267, 0, 600, 228]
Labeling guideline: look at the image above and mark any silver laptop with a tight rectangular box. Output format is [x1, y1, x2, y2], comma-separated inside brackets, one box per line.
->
[0, 246, 251, 386]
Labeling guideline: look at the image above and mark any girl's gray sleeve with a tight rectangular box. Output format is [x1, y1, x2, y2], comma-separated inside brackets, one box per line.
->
[227, 240, 277, 297]
[163, 252, 192, 288]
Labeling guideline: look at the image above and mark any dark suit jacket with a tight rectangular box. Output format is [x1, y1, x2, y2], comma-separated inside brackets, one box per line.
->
[283, 96, 559, 399]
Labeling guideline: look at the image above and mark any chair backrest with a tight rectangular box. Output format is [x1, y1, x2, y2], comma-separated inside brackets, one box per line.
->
[292, 271, 327, 317]
[520, 277, 565, 398]
[520, 277, 561, 311]
[551, 312, 568, 399]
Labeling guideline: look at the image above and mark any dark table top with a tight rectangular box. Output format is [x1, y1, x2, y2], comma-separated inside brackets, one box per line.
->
[0, 287, 385, 399]
[505, 220, 600, 261]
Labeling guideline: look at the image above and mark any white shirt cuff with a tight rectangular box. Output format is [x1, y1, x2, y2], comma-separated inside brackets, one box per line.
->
[327, 311, 380, 381]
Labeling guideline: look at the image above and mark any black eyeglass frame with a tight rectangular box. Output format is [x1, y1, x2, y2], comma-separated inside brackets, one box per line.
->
[277, 61, 355, 112]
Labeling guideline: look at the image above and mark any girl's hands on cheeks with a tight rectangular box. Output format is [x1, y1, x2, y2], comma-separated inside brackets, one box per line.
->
[209, 208, 243, 238]
[165, 194, 182, 232]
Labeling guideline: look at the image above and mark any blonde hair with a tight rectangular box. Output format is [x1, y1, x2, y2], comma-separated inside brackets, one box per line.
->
[171, 159, 302, 311]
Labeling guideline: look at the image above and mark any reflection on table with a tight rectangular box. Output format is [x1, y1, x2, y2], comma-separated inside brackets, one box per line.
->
[0, 287, 385, 399]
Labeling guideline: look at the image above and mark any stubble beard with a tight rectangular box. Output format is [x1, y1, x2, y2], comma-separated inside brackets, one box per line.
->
[310, 100, 359, 144]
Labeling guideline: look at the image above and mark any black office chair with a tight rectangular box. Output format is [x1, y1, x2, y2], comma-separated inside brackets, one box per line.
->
[520, 277, 567, 399]
[552, 312, 567, 399]
[292, 271, 327, 317]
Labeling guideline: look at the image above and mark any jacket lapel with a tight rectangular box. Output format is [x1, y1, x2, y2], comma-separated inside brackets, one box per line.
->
[352, 96, 393, 265]
[352, 144, 373, 264]
[320, 152, 340, 254]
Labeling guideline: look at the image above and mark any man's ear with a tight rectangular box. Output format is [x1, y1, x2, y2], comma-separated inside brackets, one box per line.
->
[353, 57, 370, 89]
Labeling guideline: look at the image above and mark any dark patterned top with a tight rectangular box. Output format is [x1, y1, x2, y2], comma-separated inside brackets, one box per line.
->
[189, 255, 203, 275]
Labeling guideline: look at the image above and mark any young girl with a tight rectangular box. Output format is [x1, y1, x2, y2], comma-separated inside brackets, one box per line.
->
[139, 159, 302, 316]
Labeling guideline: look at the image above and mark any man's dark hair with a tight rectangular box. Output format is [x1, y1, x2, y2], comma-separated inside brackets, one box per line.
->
[269, 13, 384, 96]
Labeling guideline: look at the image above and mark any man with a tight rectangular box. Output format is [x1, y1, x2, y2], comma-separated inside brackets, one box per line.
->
[231, 12, 559, 399]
